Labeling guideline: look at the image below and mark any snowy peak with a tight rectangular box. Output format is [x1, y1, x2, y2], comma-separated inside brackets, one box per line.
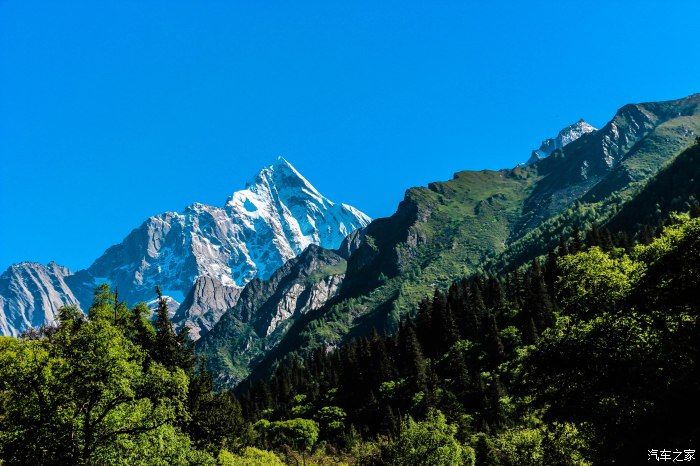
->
[527, 119, 597, 165]
[79, 157, 369, 338]
[222, 157, 370, 284]
[229, 157, 325, 209]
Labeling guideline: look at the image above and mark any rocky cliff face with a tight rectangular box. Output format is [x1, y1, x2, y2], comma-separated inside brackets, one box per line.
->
[518, 94, 700, 233]
[0, 262, 82, 336]
[0, 158, 370, 337]
[172, 276, 242, 340]
[197, 244, 347, 387]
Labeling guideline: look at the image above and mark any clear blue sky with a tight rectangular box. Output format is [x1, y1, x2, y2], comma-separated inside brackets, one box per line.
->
[1, 1, 699, 272]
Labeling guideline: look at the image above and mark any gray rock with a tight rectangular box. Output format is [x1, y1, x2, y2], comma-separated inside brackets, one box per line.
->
[0, 262, 81, 336]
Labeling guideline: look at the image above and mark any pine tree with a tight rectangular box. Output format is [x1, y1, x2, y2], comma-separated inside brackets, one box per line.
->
[431, 290, 458, 355]
[640, 224, 655, 244]
[370, 328, 394, 384]
[482, 313, 505, 366]
[379, 404, 399, 437]
[153, 285, 180, 369]
[585, 225, 602, 248]
[557, 235, 569, 256]
[570, 225, 583, 253]
[520, 307, 538, 345]
[544, 248, 559, 296]
[600, 227, 615, 251]
[415, 299, 434, 355]
[615, 231, 632, 250]
[398, 323, 427, 393]
[525, 259, 555, 330]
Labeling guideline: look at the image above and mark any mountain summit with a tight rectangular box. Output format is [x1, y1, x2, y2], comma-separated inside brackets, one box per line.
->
[223, 156, 369, 280]
[88, 157, 370, 304]
[526, 119, 597, 165]
[0, 158, 370, 337]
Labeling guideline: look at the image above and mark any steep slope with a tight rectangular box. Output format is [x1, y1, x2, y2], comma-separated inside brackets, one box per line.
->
[0, 158, 370, 337]
[171, 276, 242, 340]
[487, 94, 700, 271]
[0, 262, 81, 336]
[515, 94, 700, 236]
[197, 244, 347, 386]
[606, 139, 700, 234]
[238, 93, 699, 386]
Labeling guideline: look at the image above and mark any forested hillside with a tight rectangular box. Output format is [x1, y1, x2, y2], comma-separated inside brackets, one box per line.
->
[233, 211, 700, 464]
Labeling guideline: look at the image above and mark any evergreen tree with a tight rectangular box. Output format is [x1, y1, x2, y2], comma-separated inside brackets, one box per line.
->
[398, 323, 428, 393]
[152, 286, 194, 373]
[482, 312, 505, 366]
[525, 259, 555, 330]
[431, 290, 458, 355]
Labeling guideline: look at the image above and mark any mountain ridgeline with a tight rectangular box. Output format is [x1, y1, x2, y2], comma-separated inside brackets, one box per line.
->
[213, 93, 699, 388]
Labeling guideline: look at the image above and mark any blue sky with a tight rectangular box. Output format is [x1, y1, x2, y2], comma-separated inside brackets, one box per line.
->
[1, 1, 699, 271]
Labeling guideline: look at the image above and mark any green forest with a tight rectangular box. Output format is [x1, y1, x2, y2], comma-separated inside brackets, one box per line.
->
[2, 207, 698, 464]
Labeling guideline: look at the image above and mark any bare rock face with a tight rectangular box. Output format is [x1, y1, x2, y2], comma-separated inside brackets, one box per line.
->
[262, 272, 343, 337]
[172, 276, 242, 340]
[197, 244, 347, 387]
[336, 227, 366, 259]
[0, 262, 81, 336]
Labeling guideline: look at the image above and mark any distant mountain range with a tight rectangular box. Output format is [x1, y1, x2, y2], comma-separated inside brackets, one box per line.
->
[0, 158, 370, 337]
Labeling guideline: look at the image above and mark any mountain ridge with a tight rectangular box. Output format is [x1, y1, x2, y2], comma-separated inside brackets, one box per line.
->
[0, 158, 370, 337]
[225, 93, 699, 388]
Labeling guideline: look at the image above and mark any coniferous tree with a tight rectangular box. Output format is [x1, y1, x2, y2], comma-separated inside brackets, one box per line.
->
[398, 323, 428, 393]
[557, 235, 569, 256]
[585, 225, 602, 249]
[415, 299, 434, 355]
[639, 224, 655, 244]
[482, 313, 505, 366]
[431, 290, 458, 355]
[525, 259, 555, 330]
[570, 225, 583, 253]
[544, 248, 559, 296]
[600, 227, 615, 251]
[370, 328, 394, 384]
[153, 285, 180, 370]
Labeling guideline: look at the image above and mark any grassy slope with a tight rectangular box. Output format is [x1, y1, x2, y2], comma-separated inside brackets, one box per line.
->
[606, 140, 700, 233]
[486, 111, 700, 272]
[245, 169, 538, 381]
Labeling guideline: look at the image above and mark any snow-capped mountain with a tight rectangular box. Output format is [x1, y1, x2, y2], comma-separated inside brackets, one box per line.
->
[526, 119, 597, 165]
[87, 156, 370, 304]
[0, 157, 370, 337]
